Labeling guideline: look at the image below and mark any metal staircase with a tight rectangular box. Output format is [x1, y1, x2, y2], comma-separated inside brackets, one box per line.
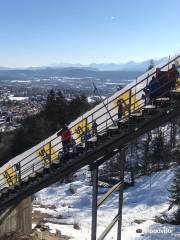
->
[0, 55, 180, 214]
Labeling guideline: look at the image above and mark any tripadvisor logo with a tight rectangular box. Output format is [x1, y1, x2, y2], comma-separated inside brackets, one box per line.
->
[147, 226, 175, 234]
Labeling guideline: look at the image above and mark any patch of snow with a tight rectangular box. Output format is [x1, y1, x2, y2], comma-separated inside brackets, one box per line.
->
[33, 206, 57, 216]
[8, 95, 29, 101]
[32, 223, 36, 229]
[35, 167, 180, 239]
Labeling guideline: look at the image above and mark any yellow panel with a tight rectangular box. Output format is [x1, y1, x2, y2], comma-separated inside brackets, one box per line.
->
[176, 77, 180, 90]
[72, 119, 92, 140]
[130, 94, 140, 112]
[37, 143, 57, 165]
[3, 165, 17, 186]
[113, 90, 140, 117]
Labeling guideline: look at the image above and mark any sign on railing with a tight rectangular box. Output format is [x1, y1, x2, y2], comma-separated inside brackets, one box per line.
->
[72, 118, 93, 142]
[3, 165, 17, 186]
[37, 143, 57, 165]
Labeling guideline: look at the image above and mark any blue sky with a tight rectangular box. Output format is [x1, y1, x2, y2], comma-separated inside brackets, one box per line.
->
[0, 0, 180, 67]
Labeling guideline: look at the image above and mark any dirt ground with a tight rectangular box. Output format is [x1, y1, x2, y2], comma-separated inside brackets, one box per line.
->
[0, 232, 36, 240]
[0, 210, 70, 240]
[32, 210, 52, 224]
[0, 231, 69, 240]
[31, 210, 70, 240]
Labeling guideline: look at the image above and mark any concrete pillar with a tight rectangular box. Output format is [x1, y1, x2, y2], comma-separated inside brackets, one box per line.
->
[0, 197, 32, 236]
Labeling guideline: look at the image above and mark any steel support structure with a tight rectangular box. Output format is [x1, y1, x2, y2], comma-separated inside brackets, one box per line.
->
[90, 146, 126, 240]
[1, 101, 180, 212]
[91, 167, 98, 240]
[117, 147, 126, 240]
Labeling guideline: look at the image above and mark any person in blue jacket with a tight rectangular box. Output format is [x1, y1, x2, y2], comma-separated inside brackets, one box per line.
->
[92, 120, 98, 136]
[144, 76, 160, 104]
[148, 76, 160, 99]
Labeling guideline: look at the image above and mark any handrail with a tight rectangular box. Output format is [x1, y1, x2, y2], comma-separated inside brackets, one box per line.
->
[0, 55, 180, 191]
[0, 73, 177, 179]
[0, 61, 178, 176]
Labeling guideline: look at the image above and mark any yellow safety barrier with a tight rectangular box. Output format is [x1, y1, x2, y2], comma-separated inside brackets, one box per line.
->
[3, 165, 17, 186]
[176, 77, 180, 90]
[37, 143, 57, 165]
[113, 90, 140, 117]
[72, 118, 92, 141]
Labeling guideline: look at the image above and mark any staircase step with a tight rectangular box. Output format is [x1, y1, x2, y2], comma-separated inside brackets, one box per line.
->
[130, 112, 143, 117]
[155, 97, 170, 101]
[27, 173, 37, 185]
[21, 177, 30, 186]
[142, 105, 156, 115]
[116, 118, 128, 129]
[130, 112, 144, 121]
[108, 126, 119, 130]
[14, 183, 21, 190]
[43, 166, 51, 174]
[107, 126, 119, 136]
[170, 90, 180, 99]
[1, 187, 9, 194]
[87, 136, 98, 149]
[52, 159, 60, 165]
[97, 131, 107, 143]
[143, 105, 156, 109]
[36, 167, 44, 177]
[29, 172, 36, 179]
[155, 97, 171, 107]
[76, 144, 84, 154]
[0, 187, 10, 199]
[98, 131, 107, 137]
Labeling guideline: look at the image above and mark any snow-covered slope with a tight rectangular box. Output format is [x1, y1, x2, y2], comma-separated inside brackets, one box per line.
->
[34, 167, 180, 240]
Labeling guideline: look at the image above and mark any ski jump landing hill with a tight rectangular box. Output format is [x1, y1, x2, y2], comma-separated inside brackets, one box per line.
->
[0, 53, 180, 211]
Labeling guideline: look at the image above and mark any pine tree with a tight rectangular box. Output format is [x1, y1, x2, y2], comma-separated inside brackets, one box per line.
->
[152, 129, 164, 169]
[169, 148, 180, 223]
[146, 59, 155, 71]
[169, 165, 180, 205]
[142, 132, 152, 174]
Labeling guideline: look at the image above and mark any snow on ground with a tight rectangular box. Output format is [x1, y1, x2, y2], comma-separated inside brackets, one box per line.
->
[8, 95, 29, 101]
[34, 167, 180, 239]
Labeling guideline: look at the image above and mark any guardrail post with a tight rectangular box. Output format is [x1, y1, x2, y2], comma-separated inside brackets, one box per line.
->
[128, 89, 132, 130]
[91, 167, 98, 240]
[106, 99, 108, 129]
[144, 74, 149, 106]
[117, 147, 126, 240]
[49, 141, 52, 165]
[147, 73, 149, 86]
[32, 163, 35, 173]
[15, 162, 21, 185]
[85, 117, 88, 151]
[18, 163, 21, 185]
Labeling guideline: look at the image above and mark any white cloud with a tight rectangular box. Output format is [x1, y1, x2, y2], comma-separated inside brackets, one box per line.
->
[111, 16, 116, 20]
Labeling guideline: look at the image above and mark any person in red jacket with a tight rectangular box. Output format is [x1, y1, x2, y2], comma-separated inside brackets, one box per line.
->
[57, 124, 72, 153]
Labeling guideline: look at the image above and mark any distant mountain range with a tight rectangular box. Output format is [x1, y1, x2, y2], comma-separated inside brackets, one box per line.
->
[44, 58, 166, 71]
[0, 57, 166, 72]
[0, 58, 166, 81]
[0, 67, 143, 82]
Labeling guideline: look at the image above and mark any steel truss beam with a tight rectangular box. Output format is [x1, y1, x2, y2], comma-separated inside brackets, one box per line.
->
[97, 181, 123, 208]
[91, 146, 126, 240]
[91, 168, 98, 240]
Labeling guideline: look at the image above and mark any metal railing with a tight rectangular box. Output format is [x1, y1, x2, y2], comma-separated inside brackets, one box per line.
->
[0, 54, 180, 192]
